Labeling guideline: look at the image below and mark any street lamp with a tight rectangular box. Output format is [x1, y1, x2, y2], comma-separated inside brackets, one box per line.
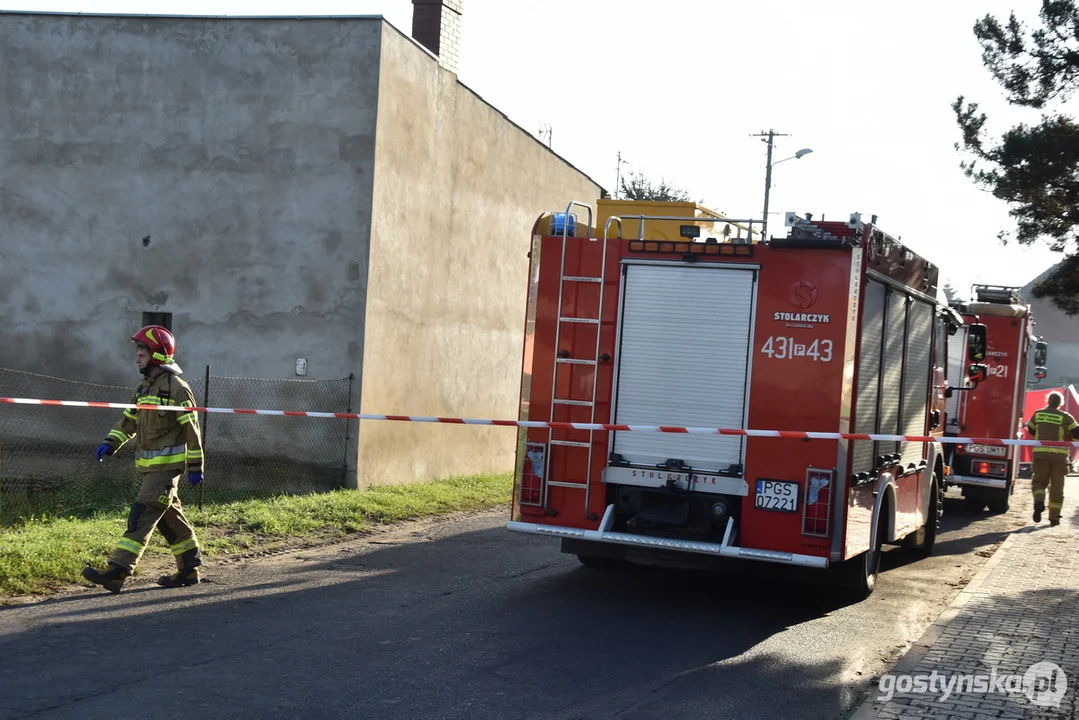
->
[779, 148, 814, 163]
[753, 128, 814, 241]
[763, 148, 812, 240]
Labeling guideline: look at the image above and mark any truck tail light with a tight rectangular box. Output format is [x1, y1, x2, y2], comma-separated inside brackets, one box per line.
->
[972, 460, 1007, 477]
[802, 468, 833, 537]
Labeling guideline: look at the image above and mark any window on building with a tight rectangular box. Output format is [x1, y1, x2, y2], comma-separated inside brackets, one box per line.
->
[142, 311, 172, 331]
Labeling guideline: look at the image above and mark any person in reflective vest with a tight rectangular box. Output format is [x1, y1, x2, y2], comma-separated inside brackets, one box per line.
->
[82, 325, 206, 593]
[1025, 391, 1079, 526]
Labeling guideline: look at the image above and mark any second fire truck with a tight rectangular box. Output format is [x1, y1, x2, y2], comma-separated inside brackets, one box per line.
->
[507, 199, 987, 597]
[945, 285, 1047, 511]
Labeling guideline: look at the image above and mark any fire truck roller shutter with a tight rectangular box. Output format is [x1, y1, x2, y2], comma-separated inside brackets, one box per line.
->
[900, 299, 934, 468]
[852, 279, 886, 474]
[877, 288, 907, 460]
[611, 264, 755, 472]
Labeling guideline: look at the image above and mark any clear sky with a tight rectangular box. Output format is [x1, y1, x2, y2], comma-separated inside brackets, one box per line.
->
[4, 0, 1069, 300]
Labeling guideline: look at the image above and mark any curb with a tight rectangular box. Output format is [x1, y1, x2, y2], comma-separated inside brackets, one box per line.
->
[846, 527, 1026, 720]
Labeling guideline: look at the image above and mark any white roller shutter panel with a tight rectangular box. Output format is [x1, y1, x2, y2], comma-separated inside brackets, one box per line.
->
[877, 289, 907, 458]
[611, 264, 754, 473]
[900, 300, 933, 467]
[852, 279, 886, 474]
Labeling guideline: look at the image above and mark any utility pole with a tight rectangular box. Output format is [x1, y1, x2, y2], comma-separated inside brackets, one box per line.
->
[614, 151, 628, 199]
[751, 129, 789, 241]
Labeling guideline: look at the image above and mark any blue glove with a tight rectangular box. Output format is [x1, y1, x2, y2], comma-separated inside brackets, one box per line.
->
[187, 471, 203, 487]
[95, 443, 114, 462]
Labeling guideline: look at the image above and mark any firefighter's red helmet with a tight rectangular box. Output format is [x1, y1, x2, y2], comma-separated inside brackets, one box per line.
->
[130, 325, 182, 374]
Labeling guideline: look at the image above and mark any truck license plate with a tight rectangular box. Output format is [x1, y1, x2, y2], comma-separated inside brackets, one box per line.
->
[965, 444, 1007, 458]
[755, 479, 798, 512]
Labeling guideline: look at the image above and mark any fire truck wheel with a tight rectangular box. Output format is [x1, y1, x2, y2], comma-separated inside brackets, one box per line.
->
[835, 502, 888, 598]
[902, 473, 942, 557]
[986, 486, 1010, 514]
[964, 496, 987, 512]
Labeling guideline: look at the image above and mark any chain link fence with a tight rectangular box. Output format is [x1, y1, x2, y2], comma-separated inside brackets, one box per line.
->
[0, 367, 353, 528]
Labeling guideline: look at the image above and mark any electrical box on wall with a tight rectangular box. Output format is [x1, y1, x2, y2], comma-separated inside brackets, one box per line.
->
[296, 358, 307, 376]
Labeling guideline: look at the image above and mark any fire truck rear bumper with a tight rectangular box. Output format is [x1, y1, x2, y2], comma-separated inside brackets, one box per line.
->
[948, 474, 1008, 489]
[506, 504, 828, 569]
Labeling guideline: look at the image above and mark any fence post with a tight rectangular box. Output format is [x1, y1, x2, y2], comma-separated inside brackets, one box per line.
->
[0, 441, 4, 533]
[342, 373, 354, 488]
[201, 365, 209, 512]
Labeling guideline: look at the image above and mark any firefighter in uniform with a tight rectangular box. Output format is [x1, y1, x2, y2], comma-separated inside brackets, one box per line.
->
[82, 325, 206, 593]
[1026, 391, 1079, 526]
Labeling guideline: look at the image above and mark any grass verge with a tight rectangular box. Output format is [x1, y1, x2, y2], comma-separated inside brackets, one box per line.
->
[0, 472, 512, 599]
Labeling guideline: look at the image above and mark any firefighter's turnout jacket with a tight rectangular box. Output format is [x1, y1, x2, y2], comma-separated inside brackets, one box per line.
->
[102, 373, 204, 475]
[1026, 407, 1079, 456]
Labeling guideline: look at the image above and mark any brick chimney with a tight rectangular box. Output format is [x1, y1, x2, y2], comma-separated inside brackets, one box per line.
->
[412, 0, 463, 74]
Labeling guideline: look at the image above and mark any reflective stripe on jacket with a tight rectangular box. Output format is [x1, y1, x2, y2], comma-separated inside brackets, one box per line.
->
[1026, 408, 1079, 455]
[102, 373, 205, 474]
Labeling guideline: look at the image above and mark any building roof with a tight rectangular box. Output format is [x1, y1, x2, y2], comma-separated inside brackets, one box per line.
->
[1020, 259, 1065, 303]
[378, 21, 607, 195]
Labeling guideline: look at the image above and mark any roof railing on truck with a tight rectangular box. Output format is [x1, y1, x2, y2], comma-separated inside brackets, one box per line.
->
[609, 214, 764, 242]
[973, 285, 1022, 304]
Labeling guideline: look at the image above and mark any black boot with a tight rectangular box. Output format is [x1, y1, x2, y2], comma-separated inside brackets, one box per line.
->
[82, 564, 130, 594]
[1034, 500, 1045, 523]
[157, 567, 200, 588]
[158, 546, 202, 588]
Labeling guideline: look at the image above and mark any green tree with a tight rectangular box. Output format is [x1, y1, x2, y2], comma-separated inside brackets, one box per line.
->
[619, 170, 701, 204]
[953, 0, 1079, 314]
[942, 280, 962, 305]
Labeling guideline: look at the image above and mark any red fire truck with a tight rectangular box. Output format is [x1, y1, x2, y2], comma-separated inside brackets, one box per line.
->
[944, 286, 1047, 512]
[506, 199, 988, 597]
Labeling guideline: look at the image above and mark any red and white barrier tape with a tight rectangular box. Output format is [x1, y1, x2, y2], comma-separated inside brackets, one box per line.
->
[1, 395, 1073, 449]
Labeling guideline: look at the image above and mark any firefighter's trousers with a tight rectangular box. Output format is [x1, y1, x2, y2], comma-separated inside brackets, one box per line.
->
[108, 471, 202, 573]
[1032, 452, 1069, 523]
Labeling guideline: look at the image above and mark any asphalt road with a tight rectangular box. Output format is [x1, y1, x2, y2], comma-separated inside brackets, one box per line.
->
[0, 482, 1034, 720]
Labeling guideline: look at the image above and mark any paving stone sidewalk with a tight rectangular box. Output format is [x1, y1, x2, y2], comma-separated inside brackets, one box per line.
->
[851, 476, 1079, 719]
